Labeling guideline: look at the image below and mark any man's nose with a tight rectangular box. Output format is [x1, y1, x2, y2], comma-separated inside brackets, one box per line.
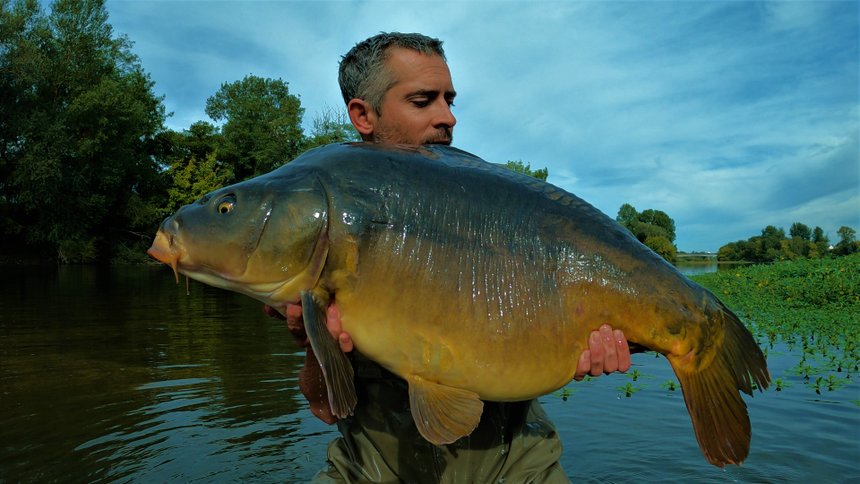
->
[433, 100, 456, 129]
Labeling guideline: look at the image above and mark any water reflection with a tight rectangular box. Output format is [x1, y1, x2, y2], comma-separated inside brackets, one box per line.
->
[0, 265, 330, 481]
[675, 260, 753, 277]
[1, 265, 858, 482]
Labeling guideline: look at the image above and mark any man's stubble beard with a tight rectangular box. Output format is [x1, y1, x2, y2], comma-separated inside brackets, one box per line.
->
[372, 127, 453, 146]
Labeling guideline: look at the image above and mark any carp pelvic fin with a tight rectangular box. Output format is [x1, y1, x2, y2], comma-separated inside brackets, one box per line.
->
[301, 290, 357, 419]
[407, 374, 483, 445]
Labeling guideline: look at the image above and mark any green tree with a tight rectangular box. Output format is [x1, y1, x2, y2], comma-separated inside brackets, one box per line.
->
[166, 152, 231, 212]
[159, 122, 231, 214]
[790, 222, 812, 241]
[752, 225, 787, 262]
[615, 203, 677, 262]
[0, 0, 165, 262]
[616, 203, 638, 228]
[638, 208, 676, 243]
[834, 226, 858, 256]
[301, 105, 360, 153]
[717, 241, 744, 262]
[810, 226, 829, 258]
[503, 160, 549, 181]
[170, 121, 222, 163]
[782, 237, 810, 260]
[205, 75, 304, 182]
[644, 235, 677, 263]
[627, 220, 671, 242]
[837, 226, 856, 245]
[783, 222, 813, 259]
[812, 226, 828, 244]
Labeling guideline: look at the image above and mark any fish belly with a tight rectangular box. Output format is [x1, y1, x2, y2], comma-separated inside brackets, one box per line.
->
[335, 241, 589, 401]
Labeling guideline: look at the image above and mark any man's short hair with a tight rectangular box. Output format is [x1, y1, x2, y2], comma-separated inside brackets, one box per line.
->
[338, 32, 446, 114]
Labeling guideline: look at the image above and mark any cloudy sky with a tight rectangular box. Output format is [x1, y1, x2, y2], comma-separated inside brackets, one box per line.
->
[102, 0, 858, 252]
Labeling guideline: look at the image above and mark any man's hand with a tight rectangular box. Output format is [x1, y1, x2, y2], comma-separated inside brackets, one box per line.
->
[267, 303, 354, 352]
[265, 302, 352, 424]
[574, 324, 631, 381]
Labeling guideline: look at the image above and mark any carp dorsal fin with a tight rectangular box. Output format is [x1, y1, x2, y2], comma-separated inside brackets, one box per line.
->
[300, 290, 356, 419]
[407, 374, 483, 445]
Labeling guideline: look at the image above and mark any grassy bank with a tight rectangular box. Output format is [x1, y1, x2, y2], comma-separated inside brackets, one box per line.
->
[692, 253, 860, 393]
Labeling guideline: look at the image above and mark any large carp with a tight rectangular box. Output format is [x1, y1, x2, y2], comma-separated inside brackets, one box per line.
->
[148, 143, 769, 467]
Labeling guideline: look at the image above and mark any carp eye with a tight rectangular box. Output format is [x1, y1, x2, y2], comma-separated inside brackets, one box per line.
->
[217, 195, 236, 214]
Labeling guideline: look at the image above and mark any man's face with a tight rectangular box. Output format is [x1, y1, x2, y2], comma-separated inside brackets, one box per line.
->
[371, 48, 457, 145]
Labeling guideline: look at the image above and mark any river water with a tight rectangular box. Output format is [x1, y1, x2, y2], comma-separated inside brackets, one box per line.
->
[1, 265, 857, 482]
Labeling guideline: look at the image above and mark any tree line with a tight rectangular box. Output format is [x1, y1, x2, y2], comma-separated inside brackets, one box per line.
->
[614, 204, 858, 265]
[3, 1, 853, 267]
[718, 223, 858, 262]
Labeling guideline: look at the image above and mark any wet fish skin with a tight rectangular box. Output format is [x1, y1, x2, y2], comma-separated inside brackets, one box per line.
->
[148, 143, 769, 467]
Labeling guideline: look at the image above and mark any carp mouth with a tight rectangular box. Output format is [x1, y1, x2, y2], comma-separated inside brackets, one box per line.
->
[146, 227, 243, 290]
[148, 230, 182, 283]
[147, 215, 329, 307]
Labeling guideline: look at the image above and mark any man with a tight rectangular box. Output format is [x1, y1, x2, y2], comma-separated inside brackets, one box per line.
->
[280, 32, 631, 482]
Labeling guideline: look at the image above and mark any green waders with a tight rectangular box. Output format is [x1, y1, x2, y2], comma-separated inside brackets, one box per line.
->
[312, 353, 570, 483]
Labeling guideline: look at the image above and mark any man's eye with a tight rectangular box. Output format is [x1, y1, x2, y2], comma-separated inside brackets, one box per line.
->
[412, 99, 430, 108]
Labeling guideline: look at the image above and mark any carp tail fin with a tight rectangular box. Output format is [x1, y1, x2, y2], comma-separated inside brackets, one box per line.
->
[407, 375, 483, 445]
[668, 305, 770, 467]
[301, 290, 357, 419]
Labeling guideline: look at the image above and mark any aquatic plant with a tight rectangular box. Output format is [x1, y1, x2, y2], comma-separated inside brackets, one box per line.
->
[693, 253, 860, 395]
[773, 378, 789, 391]
[617, 382, 642, 397]
[555, 387, 575, 401]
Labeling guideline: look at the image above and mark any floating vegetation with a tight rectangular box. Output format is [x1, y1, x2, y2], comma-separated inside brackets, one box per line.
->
[617, 382, 643, 397]
[812, 375, 848, 394]
[554, 387, 575, 401]
[661, 380, 678, 391]
[693, 253, 860, 395]
[772, 378, 788, 391]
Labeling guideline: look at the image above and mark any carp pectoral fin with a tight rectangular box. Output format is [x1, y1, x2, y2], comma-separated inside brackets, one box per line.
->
[407, 375, 483, 445]
[300, 290, 357, 419]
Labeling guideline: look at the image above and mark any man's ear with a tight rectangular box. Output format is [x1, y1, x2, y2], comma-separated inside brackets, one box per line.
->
[347, 99, 376, 140]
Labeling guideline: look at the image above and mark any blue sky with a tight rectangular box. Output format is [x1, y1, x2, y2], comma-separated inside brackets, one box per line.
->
[102, 0, 858, 252]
